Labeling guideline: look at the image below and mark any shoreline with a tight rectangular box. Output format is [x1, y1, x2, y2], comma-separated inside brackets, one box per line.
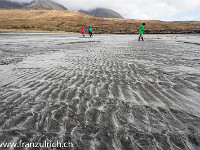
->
[1, 29, 200, 34]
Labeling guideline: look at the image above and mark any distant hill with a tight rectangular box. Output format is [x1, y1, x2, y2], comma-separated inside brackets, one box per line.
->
[25, 0, 67, 10]
[0, 0, 67, 10]
[0, 10, 200, 34]
[80, 8, 123, 18]
[0, 0, 29, 9]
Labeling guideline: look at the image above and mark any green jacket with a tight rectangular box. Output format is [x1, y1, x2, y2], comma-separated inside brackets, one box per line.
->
[139, 25, 146, 34]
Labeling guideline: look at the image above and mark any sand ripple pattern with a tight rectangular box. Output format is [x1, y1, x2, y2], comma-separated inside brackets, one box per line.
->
[0, 34, 200, 150]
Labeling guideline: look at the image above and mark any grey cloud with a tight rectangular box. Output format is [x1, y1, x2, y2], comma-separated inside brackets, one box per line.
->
[7, 0, 33, 3]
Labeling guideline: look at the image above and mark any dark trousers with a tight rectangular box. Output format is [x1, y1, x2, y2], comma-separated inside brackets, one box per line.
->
[89, 32, 93, 37]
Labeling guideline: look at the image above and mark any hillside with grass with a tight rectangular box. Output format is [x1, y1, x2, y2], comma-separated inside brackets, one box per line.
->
[0, 9, 200, 34]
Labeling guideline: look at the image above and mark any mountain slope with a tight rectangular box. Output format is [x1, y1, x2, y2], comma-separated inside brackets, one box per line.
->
[80, 8, 123, 18]
[25, 0, 67, 10]
[0, 10, 200, 34]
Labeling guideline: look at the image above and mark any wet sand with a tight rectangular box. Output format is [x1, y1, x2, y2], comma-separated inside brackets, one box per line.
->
[0, 33, 200, 150]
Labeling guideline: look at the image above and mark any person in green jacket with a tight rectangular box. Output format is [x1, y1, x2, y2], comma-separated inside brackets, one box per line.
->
[138, 23, 146, 41]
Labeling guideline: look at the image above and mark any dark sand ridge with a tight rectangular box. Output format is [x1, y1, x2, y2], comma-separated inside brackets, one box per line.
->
[0, 33, 200, 150]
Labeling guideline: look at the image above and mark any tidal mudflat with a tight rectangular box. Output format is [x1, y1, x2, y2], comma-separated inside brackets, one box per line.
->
[0, 33, 200, 150]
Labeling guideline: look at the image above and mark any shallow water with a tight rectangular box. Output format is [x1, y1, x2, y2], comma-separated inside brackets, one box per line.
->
[0, 33, 200, 150]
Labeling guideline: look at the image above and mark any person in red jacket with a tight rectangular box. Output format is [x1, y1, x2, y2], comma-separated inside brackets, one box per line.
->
[82, 28, 85, 37]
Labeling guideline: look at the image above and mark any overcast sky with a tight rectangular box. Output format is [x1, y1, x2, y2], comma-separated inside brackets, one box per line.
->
[7, 0, 200, 21]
